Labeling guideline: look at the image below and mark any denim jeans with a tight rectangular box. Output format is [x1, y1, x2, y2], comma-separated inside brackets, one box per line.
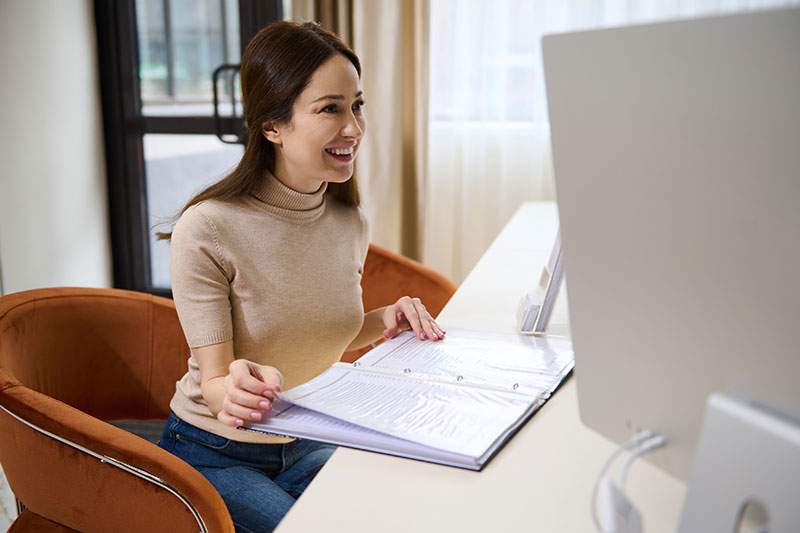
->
[158, 412, 336, 533]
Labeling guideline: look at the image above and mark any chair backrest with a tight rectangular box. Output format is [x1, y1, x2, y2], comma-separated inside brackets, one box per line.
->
[343, 244, 457, 362]
[361, 243, 457, 317]
[0, 287, 189, 420]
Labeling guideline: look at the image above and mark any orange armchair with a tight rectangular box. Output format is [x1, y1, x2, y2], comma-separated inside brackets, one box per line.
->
[0, 288, 234, 532]
[0, 245, 455, 531]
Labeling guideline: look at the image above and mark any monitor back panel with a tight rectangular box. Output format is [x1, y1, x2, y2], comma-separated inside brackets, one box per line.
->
[543, 7, 800, 480]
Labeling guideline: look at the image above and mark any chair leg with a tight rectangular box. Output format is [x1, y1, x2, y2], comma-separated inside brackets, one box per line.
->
[15, 497, 25, 517]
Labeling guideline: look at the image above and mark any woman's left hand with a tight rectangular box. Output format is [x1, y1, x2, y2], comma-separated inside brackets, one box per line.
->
[382, 296, 446, 341]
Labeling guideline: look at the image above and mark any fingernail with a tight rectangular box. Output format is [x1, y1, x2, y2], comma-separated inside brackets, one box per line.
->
[259, 401, 270, 409]
[250, 411, 261, 420]
[236, 419, 244, 426]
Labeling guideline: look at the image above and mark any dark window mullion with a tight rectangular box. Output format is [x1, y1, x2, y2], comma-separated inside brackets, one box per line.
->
[143, 116, 243, 135]
[221, 0, 229, 64]
[163, 0, 176, 100]
[238, 0, 282, 53]
[95, 0, 151, 291]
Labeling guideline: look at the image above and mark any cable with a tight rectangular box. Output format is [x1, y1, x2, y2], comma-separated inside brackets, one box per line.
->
[591, 430, 656, 532]
[619, 434, 667, 487]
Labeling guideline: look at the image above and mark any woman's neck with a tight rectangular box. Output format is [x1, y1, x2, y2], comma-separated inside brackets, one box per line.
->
[272, 158, 324, 194]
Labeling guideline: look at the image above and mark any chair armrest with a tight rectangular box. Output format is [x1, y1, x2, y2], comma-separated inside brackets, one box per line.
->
[0, 370, 234, 533]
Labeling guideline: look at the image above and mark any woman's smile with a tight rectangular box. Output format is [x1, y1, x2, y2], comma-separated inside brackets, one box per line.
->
[324, 143, 357, 164]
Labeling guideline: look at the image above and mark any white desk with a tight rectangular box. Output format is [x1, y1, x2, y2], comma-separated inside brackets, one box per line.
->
[277, 202, 686, 533]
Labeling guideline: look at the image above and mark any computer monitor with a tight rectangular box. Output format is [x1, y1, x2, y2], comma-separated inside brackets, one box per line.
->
[542, 7, 800, 481]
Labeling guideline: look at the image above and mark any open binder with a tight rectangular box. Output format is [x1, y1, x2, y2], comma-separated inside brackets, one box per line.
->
[245, 329, 574, 470]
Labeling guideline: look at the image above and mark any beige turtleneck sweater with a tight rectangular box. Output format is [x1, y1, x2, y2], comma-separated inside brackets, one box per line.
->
[169, 172, 369, 443]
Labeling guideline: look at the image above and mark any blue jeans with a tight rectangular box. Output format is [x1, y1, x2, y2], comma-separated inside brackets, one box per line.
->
[158, 412, 336, 533]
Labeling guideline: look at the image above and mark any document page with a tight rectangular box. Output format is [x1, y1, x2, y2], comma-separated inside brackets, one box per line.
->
[356, 329, 573, 396]
[282, 365, 534, 457]
[247, 399, 479, 468]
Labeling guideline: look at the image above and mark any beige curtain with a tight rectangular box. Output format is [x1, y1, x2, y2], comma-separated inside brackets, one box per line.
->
[352, 0, 428, 259]
[290, 0, 353, 44]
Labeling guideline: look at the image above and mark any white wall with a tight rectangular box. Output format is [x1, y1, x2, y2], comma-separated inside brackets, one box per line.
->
[0, 0, 112, 295]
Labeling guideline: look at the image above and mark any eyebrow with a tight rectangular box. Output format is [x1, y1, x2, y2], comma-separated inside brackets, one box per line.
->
[311, 91, 364, 103]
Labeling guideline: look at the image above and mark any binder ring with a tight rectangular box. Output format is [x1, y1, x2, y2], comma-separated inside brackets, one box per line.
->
[403, 368, 412, 374]
[512, 383, 519, 390]
[456, 375, 464, 382]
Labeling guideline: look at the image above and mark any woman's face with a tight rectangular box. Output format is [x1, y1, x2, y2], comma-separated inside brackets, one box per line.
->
[267, 54, 366, 193]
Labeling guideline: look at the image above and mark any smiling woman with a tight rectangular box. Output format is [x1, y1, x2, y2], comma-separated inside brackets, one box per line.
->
[154, 21, 444, 533]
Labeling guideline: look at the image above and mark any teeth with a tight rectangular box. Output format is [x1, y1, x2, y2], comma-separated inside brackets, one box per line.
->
[326, 147, 353, 156]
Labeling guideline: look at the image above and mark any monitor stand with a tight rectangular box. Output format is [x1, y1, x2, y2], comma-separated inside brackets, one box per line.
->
[679, 393, 800, 533]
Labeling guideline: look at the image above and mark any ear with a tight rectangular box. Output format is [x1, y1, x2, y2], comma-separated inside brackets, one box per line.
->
[262, 122, 281, 145]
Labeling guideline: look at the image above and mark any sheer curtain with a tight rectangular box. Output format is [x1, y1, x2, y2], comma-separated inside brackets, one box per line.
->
[424, 0, 799, 283]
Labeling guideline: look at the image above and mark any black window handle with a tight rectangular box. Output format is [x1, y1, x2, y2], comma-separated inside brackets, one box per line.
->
[212, 64, 246, 145]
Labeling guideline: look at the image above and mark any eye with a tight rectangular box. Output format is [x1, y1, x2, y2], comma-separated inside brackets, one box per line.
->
[322, 104, 339, 113]
[352, 100, 365, 112]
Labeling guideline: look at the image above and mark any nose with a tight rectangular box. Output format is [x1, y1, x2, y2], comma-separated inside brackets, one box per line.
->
[340, 109, 364, 139]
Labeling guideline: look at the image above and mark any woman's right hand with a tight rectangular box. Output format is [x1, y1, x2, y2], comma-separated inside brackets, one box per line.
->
[217, 359, 283, 427]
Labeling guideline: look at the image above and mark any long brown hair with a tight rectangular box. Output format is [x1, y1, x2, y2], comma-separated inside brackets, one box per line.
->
[156, 21, 362, 240]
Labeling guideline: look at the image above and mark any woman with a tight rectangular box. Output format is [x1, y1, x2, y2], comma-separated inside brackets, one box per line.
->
[157, 21, 445, 533]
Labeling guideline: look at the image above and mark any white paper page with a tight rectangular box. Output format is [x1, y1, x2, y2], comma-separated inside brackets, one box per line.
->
[246, 400, 479, 468]
[356, 329, 573, 396]
[282, 365, 533, 458]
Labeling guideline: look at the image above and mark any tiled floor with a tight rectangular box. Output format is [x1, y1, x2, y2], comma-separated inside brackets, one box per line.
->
[0, 464, 15, 530]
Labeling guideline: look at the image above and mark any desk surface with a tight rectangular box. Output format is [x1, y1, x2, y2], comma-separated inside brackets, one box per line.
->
[277, 202, 686, 533]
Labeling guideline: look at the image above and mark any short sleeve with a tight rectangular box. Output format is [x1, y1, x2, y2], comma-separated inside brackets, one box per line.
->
[169, 204, 233, 348]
